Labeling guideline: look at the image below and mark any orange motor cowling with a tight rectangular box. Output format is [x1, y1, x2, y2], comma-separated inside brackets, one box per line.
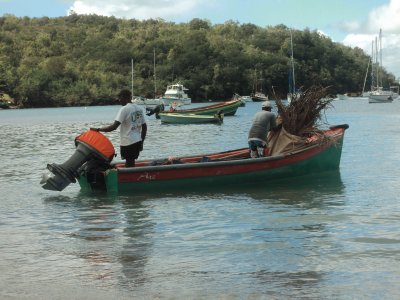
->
[41, 130, 115, 191]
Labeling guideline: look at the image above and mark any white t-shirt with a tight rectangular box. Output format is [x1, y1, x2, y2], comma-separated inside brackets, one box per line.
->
[115, 103, 146, 146]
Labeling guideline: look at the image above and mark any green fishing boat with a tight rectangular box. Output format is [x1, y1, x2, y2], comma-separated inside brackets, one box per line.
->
[163, 99, 242, 116]
[159, 112, 223, 124]
[41, 125, 349, 194]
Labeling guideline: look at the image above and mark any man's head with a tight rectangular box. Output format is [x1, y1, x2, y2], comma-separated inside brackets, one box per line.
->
[261, 100, 272, 111]
[118, 89, 132, 105]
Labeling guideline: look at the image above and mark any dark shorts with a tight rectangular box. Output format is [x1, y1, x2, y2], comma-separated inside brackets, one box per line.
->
[120, 141, 141, 160]
[248, 140, 265, 151]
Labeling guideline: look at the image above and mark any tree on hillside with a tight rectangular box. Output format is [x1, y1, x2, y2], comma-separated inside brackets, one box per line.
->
[0, 14, 396, 107]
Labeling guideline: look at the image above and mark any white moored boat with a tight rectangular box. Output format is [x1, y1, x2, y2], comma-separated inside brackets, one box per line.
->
[240, 95, 252, 102]
[160, 83, 192, 106]
[132, 96, 164, 106]
[368, 29, 393, 104]
[369, 89, 393, 103]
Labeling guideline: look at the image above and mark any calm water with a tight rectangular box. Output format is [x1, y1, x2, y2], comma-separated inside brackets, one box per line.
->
[1, 99, 400, 299]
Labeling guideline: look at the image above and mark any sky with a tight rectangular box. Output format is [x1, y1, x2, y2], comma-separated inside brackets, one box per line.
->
[1, 0, 400, 79]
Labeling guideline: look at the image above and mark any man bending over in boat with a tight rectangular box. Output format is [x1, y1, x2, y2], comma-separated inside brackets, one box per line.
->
[90, 89, 147, 167]
[248, 100, 279, 158]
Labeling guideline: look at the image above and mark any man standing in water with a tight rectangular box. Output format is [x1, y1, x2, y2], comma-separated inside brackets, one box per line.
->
[90, 89, 147, 167]
[248, 100, 278, 158]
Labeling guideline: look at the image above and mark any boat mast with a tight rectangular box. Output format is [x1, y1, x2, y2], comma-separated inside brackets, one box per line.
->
[379, 29, 383, 89]
[131, 58, 134, 99]
[252, 68, 257, 95]
[375, 36, 379, 90]
[289, 28, 296, 94]
[362, 55, 370, 94]
[153, 48, 157, 99]
[370, 41, 375, 91]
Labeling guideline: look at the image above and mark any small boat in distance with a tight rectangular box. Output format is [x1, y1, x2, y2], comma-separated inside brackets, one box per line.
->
[160, 82, 192, 106]
[369, 29, 393, 103]
[132, 96, 164, 106]
[240, 95, 252, 102]
[251, 70, 269, 102]
[251, 92, 269, 102]
[159, 112, 223, 124]
[369, 90, 393, 103]
[131, 50, 164, 106]
[159, 99, 242, 117]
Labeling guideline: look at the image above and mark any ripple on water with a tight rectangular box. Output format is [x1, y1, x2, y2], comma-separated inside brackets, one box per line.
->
[1, 101, 400, 298]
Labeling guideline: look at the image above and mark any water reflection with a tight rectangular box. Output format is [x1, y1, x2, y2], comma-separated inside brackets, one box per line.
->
[43, 193, 155, 288]
[41, 167, 345, 293]
[240, 170, 346, 207]
[117, 195, 154, 287]
[43, 194, 121, 285]
[115, 170, 345, 206]
[251, 270, 324, 298]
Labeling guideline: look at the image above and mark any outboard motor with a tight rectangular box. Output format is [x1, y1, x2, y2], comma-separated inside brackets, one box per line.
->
[41, 130, 115, 191]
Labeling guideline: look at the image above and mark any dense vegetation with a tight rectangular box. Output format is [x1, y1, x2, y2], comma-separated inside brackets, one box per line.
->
[0, 13, 396, 107]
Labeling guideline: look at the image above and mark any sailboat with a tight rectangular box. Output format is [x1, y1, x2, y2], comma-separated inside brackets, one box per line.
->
[251, 70, 269, 102]
[132, 49, 164, 106]
[361, 46, 372, 97]
[287, 29, 300, 104]
[368, 29, 393, 103]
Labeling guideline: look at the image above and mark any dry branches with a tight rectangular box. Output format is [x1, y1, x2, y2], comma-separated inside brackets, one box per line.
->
[276, 86, 333, 136]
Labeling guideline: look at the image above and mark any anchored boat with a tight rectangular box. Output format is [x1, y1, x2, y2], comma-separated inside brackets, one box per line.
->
[160, 99, 242, 117]
[160, 83, 192, 106]
[159, 112, 223, 124]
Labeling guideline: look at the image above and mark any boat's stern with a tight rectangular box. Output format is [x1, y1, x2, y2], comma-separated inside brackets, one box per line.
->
[41, 130, 115, 192]
[78, 166, 119, 193]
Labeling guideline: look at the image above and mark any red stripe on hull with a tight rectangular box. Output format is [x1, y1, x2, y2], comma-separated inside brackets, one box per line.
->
[117, 133, 342, 184]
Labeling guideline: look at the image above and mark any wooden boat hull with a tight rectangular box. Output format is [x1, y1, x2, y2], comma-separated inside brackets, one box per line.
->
[78, 125, 348, 194]
[163, 99, 242, 116]
[159, 113, 223, 124]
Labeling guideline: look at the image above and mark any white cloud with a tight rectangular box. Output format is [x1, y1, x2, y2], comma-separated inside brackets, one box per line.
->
[366, 0, 400, 33]
[339, 0, 400, 34]
[343, 33, 400, 79]
[68, 0, 205, 20]
[341, 0, 400, 79]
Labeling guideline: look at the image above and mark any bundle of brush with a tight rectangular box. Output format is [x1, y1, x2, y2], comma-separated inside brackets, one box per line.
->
[276, 86, 333, 137]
